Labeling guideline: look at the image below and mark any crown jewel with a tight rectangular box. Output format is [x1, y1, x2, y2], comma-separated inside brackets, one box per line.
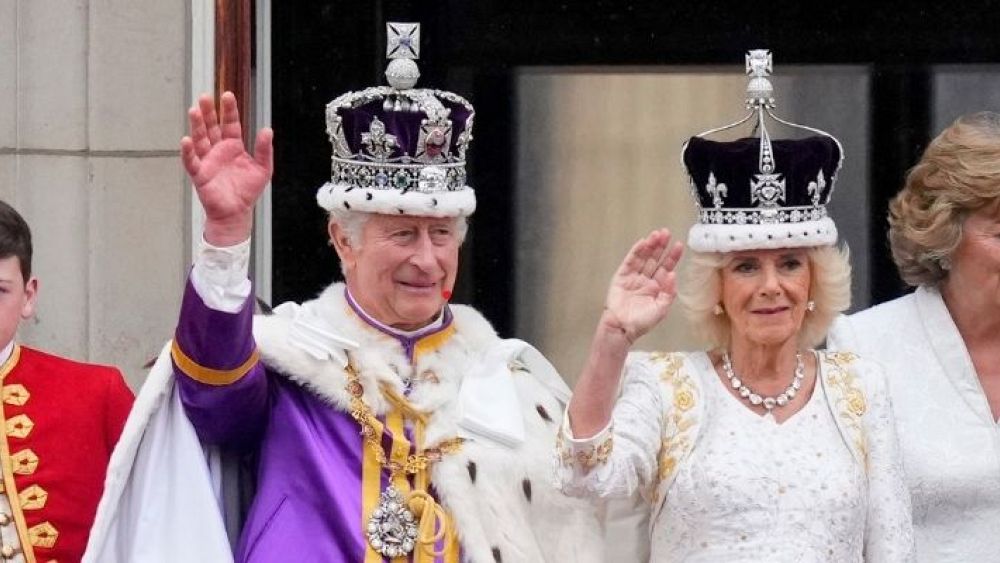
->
[317, 23, 476, 218]
[682, 49, 844, 252]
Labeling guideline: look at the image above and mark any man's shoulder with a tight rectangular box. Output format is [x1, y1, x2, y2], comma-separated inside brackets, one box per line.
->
[17, 345, 124, 380]
[10, 346, 131, 410]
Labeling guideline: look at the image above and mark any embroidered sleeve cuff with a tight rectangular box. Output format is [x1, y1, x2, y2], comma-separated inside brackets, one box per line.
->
[191, 237, 252, 313]
[556, 409, 614, 471]
[171, 339, 260, 386]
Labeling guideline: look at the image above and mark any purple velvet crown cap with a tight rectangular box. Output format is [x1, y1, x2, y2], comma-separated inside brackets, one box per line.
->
[683, 135, 843, 252]
[684, 135, 841, 210]
[333, 96, 474, 163]
[316, 22, 477, 218]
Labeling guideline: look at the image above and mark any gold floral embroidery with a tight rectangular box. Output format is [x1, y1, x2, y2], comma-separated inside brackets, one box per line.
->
[657, 451, 678, 481]
[5, 414, 33, 439]
[825, 351, 859, 370]
[11, 449, 38, 475]
[674, 389, 694, 412]
[822, 352, 869, 465]
[1, 384, 29, 406]
[28, 521, 58, 548]
[845, 388, 867, 417]
[557, 432, 613, 471]
[576, 435, 613, 470]
[652, 353, 698, 486]
[650, 351, 684, 380]
[18, 484, 47, 510]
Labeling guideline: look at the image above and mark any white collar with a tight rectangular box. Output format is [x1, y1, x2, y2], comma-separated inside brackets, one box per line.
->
[914, 285, 993, 423]
[0, 341, 13, 366]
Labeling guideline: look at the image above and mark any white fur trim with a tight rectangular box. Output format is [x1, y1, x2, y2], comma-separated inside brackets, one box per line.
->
[687, 216, 837, 252]
[316, 181, 477, 218]
[251, 282, 603, 561]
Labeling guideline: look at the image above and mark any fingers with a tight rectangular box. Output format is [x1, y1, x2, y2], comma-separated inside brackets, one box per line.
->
[654, 271, 679, 309]
[253, 127, 274, 174]
[640, 229, 676, 277]
[219, 91, 244, 141]
[659, 240, 684, 273]
[187, 106, 212, 158]
[199, 94, 222, 144]
[618, 233, 660, 277]
[616, 227, 687, 284]
[180, 136, 201, 178]
[651, 241, 684, 286]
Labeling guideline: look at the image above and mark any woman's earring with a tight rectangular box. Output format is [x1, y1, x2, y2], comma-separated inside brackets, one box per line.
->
[713, 303, 724, 316]
[806, 300, 816, 312]
[940, 256, 952, 271]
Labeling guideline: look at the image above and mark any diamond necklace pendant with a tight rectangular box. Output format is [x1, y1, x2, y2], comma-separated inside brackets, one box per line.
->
[722, 351, 804, 411]
[366, 484, 419, 558]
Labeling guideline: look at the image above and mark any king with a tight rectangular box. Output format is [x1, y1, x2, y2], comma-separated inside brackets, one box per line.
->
[84, 22, 602, 563]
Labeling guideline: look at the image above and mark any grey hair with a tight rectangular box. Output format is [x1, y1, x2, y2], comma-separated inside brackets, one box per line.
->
[326, 207, 470, 263]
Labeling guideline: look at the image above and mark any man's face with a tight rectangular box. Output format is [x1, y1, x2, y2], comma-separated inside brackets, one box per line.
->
[333, 214, 460, 331]
[0, 256, 36, 350]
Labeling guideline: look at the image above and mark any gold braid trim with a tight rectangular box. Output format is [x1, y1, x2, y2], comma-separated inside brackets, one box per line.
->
[345, 362, 462, 557]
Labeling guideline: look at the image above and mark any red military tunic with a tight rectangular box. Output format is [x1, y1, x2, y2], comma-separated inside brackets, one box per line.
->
[0, 345, 133, 563]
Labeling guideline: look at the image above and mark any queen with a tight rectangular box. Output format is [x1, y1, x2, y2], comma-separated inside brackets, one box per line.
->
[555, 51, 915, 562]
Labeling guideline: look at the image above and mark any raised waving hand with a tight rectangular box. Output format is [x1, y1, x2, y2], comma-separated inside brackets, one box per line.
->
[567, 229, 685, 439]
[181, 92, 274, 246]
[601, 228, 685, 344]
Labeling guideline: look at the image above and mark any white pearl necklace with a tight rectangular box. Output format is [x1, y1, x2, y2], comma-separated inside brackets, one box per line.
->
[722, 351, 804, 411]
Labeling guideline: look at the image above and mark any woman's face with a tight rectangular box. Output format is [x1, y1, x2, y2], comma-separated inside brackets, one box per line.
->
[948, 204, 1000, 310]
[720, 248, 812, 348]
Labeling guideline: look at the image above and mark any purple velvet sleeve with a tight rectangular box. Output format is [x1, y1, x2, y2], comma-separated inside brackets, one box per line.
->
[173, 278, 269, 448]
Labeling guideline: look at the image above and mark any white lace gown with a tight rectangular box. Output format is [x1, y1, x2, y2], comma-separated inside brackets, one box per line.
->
[830, 285, 1000, 562]
[556, 351, 914, 562]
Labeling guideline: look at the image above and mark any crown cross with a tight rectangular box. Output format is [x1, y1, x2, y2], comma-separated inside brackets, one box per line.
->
[387, 23, 420, 60]
[361, 117, 398, 161]
[751, 173, 786, 208]
[745, 49, 775, 109]
[746, 50, 772, 78]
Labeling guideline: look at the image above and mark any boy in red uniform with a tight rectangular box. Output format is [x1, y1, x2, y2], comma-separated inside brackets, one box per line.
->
[0, 200, 133, 562]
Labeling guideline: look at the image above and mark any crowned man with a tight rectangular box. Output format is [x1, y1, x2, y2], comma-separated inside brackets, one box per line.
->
[84, 23, 601, 563]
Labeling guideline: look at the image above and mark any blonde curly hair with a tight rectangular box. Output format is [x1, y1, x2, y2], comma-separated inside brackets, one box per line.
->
[679, 245, 852, 349]
[888, 112, 1000, 287]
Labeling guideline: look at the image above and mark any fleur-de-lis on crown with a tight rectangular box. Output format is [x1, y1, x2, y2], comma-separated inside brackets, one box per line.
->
[807, 170, 827, 206]
[361, 117, 398, 161]
[706, 172, 727, 209]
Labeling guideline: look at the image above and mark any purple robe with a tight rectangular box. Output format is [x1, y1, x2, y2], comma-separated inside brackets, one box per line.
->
[172, 281, 457, 562]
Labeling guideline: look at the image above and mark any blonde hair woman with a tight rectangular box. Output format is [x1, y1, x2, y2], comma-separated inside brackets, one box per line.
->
[830, 112, 1000, 562]
[556, 53, 914, 562]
